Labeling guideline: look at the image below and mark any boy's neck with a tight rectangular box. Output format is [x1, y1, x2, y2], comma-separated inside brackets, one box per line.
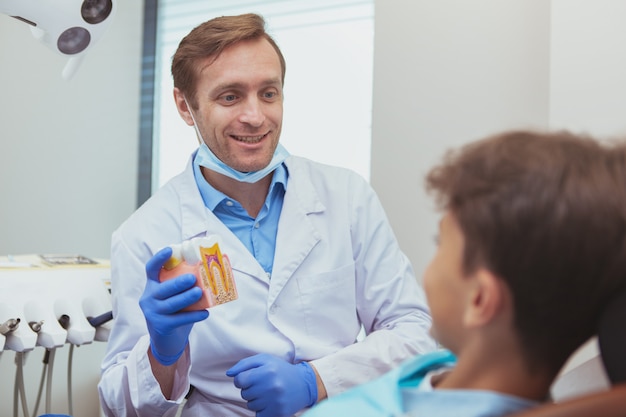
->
[436, 338, 554, 402]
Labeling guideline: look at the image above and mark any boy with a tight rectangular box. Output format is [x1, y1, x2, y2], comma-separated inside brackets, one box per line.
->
[303, 130, 626, 416]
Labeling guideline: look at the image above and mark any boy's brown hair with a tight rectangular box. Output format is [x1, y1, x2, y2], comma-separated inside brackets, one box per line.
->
[426, 130, 626, 375]
[171, 13, 286, 109]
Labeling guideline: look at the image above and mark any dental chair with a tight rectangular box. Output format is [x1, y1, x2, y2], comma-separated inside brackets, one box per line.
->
[509, 289, 626, 417]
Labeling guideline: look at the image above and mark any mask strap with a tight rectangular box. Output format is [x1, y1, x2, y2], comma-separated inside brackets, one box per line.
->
[184, 96, 203, 145]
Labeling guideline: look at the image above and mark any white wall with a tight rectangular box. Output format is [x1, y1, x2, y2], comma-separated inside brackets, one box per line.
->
[371, 0, 551, 283]
[0, 2, 143, 416]
[371, 0, 626, 284]
[550, 0, 626, 138]
[0, 1, 143, 259]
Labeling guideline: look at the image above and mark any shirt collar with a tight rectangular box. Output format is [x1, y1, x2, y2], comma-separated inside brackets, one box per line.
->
[193, 151, 288, 211]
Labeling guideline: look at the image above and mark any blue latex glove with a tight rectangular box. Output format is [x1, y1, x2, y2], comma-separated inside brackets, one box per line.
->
[139, 246, 209, 365]
[226, 353, 318, 417]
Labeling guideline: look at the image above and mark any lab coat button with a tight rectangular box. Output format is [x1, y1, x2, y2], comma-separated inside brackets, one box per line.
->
[254, 222, 260, 229]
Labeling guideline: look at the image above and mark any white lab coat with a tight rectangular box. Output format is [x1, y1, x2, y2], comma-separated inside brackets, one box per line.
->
[98, 155, 435, 417]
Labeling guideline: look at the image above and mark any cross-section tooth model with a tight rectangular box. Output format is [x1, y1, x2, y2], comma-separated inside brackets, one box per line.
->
[159, 236, 238, 310]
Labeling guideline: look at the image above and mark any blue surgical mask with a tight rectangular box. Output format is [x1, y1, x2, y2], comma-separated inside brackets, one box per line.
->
[186, 97, 289, 183]
[196, 141, 289, 183]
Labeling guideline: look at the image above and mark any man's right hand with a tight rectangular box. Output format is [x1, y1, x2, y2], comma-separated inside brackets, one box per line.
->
[139, 247, 210, 366]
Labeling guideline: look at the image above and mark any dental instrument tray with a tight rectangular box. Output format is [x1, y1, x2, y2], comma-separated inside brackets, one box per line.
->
[39, 254, 99, 266]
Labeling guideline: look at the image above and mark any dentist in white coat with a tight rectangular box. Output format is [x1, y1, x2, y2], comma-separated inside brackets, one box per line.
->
[98, 13, 435, 417]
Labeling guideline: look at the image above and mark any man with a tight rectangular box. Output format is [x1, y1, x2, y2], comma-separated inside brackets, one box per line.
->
[98, 13, 434, 417]
[303, 130, 626, 416]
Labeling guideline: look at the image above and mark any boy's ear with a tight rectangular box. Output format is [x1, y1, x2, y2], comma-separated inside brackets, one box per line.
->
[463, 269, 508, 328]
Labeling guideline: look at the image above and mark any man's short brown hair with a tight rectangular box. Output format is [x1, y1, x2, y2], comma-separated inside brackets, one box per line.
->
[171, 13, 286, 108]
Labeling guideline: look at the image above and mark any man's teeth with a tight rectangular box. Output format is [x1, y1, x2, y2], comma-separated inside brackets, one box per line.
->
[232, 134, 264, 143]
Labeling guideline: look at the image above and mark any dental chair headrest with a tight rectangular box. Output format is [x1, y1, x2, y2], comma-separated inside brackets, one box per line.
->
[598, 288, 626, 384]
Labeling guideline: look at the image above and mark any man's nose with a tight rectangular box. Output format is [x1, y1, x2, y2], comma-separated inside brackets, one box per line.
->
[239, 98, 266, 127]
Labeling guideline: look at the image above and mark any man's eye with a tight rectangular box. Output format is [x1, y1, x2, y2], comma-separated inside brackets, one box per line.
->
[263, 91, 277, 99]
[223, 95, 237, 102]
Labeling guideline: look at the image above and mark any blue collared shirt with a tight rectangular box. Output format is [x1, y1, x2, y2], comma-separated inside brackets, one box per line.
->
[193, 155, 288, 275]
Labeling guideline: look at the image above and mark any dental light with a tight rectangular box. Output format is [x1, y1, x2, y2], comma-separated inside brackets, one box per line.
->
[0, 0, 115, 80]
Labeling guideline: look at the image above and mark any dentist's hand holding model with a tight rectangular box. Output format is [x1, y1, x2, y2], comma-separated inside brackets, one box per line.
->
[98, 13, 436, 417]
[140, 247, 209, 366]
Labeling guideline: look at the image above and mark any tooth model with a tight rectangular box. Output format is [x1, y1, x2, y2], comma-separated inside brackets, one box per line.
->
[159, 236, 238, 310]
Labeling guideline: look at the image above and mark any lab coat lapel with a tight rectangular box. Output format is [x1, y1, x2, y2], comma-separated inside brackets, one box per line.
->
[269, 158, 325, 305]
[178, 159, 210, 241]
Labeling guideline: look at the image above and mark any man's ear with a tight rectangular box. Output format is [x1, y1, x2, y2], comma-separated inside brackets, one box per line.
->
[463, 269, 507, 328]
[173, 87, 195, 126]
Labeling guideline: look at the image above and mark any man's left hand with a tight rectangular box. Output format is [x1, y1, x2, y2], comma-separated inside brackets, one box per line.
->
[226, 353, 318, 417]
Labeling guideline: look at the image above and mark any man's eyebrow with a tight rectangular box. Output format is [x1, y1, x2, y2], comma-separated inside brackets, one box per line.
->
[211, 82, 246, 93]
[210, 78, 283, 94]
[262, 78, 282, 89]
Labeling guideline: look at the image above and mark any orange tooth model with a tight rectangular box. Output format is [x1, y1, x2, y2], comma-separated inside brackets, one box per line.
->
[159, 236, 238, 310]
